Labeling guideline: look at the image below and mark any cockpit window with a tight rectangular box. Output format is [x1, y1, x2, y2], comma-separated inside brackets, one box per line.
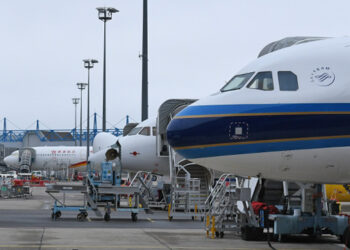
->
[247, 71, 274, 91]
[128, 127, 142, 136]
[220, 72, 254, 92]
[139, 127, 151, 136]
[278, 71, 298, 91]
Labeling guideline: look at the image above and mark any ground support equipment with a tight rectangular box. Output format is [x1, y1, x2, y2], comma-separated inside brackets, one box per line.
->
[268, 184, 349, 244]
[205, 174, 258, 239]
[46, 184, 91, 221]
[84, 163, 154, 222]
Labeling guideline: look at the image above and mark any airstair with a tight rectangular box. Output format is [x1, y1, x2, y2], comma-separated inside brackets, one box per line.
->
[168, 150, 204, 220]
[205, 174, 258, 238]
[176, 161, 210, 210]
[19, 149, 34, 173]
[129, 171, 156, 213]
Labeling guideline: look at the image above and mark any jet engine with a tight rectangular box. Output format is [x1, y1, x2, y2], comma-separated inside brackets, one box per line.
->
[92, 132, 119, 153]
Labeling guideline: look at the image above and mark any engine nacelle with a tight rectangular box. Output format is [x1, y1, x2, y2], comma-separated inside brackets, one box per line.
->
[105, 148, 119, 161]
[89, 147, 119, 165]
[92, 132, 119, 153]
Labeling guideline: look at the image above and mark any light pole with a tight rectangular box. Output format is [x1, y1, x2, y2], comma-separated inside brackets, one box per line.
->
[83, 59, 98, 165]
[141, 0, 148, 121]
[97, 7, 119, 132]
[77, 83, 88, 146]
[72, 98, 80, 146]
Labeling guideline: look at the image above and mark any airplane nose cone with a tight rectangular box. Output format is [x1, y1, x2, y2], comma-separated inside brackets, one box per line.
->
[167, 116, 219, 159]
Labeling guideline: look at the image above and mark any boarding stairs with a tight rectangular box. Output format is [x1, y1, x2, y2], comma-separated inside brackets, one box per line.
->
[168, 163, 203, 220]
[19, 149, 33, 173]
[129, 171, 155, 213]
[205, 174, 258, 238]
[177, 164, 209, 210]
[85, 176, 102, 216]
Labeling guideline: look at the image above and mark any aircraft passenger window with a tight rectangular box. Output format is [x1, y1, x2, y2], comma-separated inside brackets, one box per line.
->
[139, 127, 151, 136]
[152, 127, 157, 136]
[247, 72, 274, 91]
[278, 71, 298, 91]
[128, 127, 142, 136]
[221, 72, 254, 92]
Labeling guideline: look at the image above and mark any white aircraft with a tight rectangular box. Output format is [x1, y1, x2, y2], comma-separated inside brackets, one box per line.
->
[4, 146, 91, 172]
[89, 118, 169, 175]
[167, 36, 350, 184]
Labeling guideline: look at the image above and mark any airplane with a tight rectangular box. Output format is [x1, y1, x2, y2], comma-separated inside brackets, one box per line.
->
[4, 146, 91, 173]
[89, 117, 170, 175]
[166, 36, 350, 185]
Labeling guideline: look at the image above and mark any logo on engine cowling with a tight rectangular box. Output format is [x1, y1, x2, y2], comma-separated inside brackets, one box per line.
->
[310, 67, 335, 86]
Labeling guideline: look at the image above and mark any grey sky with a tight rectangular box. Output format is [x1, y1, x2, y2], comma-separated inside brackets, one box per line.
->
[1, 0, 349, 130]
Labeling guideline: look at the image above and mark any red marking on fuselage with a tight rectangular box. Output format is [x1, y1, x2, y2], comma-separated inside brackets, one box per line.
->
[130, 151, 140, 156]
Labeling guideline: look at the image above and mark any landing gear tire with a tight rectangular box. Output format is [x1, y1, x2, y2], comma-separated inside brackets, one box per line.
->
[343, 226, 350, 248]
[241, 226, 262, 241]
[278, 234, 288, 242]
[104, 213, 111, 222]
[220, 232, 224, 238]
[131, 213, 138, 222]
[55, 211, 61, 218]
[77, 212, 86, 222]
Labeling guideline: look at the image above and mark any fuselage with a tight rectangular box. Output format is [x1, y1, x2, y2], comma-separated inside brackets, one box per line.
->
[167, 37, 350, 184]
[89, 118, 169, 175]
[4, 146, 90, 171]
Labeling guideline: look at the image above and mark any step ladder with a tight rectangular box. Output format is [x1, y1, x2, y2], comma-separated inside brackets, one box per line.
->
[129, 171, 156, 213]
[205, 174, 258, 238]
[19, 149, 32, 172]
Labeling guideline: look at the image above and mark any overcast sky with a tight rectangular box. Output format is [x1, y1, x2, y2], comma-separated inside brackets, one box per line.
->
[1, 0, 350, 130]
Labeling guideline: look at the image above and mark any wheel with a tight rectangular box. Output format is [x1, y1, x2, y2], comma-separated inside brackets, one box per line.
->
[131, 213, 138, 222]
[104, 213, 110, 222]
[220, 232, 224, 238]
[343, 226, 350, 247]
[51, 213, 55, 220]
[241, 226, 262, 241]
[192, 216, 195, 221]
[168, 216, 173, 221]
[82, 211, 88, 217]
[77, 213, 85, 222]
[278, 234, 288, 242]
[55, 211, 61, 218]
[215, 231, 220, 238]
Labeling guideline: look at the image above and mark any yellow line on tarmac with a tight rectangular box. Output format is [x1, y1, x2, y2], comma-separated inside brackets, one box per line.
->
[147, 217, 155, 223]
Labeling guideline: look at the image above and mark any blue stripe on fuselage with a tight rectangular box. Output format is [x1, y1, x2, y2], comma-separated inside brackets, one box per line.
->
[176, 137, 350, 159]
[176, 103, 350, 117]
[167, 114, 350, 148]
[166, 103, 350, 158]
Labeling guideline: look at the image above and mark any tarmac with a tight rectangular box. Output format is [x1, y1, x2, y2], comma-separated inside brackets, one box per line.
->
[0, 185, 347, 250]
